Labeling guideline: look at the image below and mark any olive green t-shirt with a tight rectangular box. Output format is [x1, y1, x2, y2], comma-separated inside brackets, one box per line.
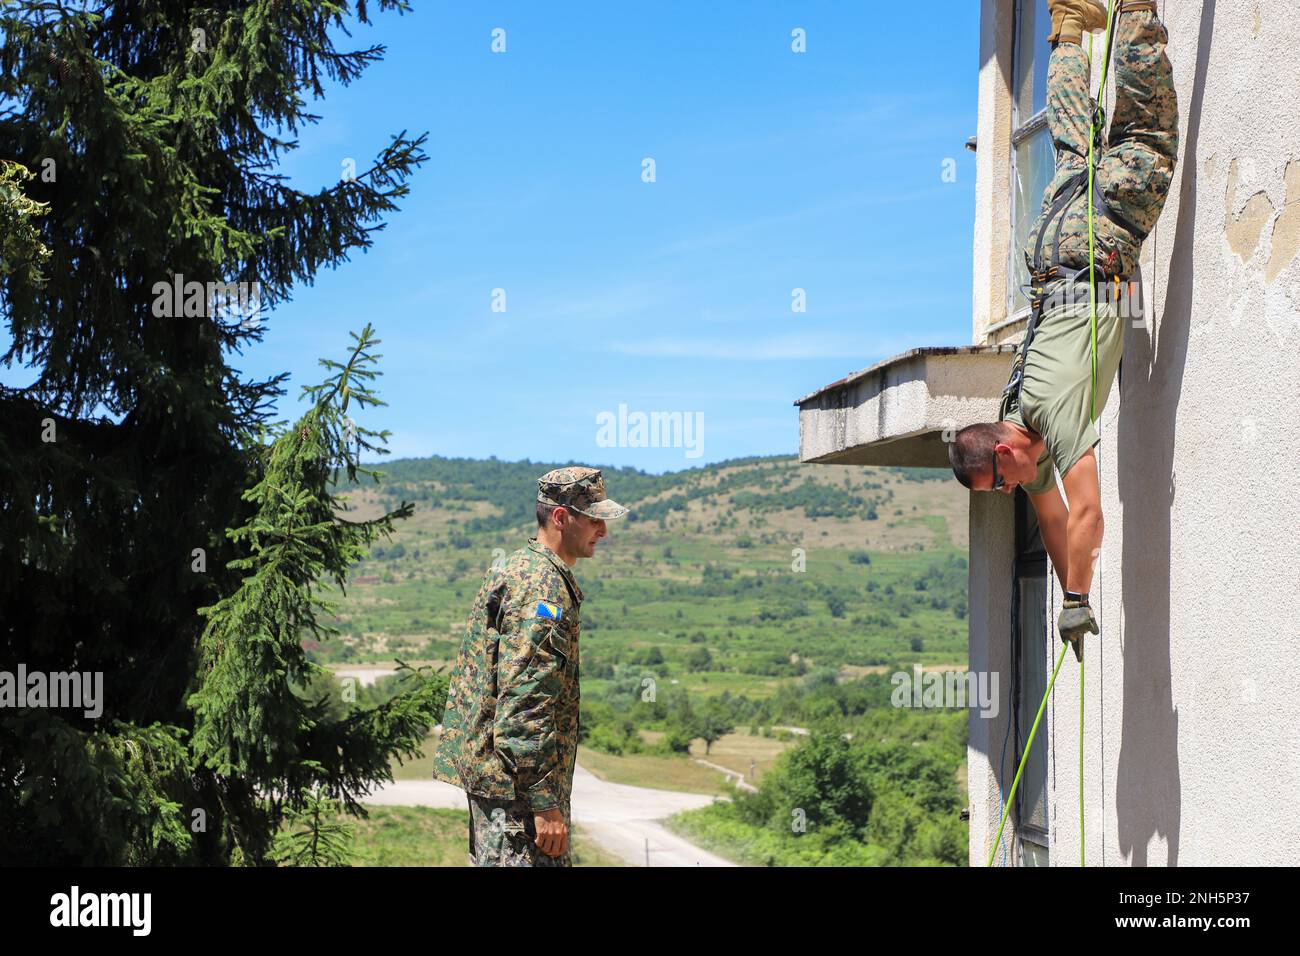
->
[999, 292, 1124, 496]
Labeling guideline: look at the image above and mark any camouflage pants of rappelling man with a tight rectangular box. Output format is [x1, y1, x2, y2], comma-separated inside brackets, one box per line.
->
[1025, 1, 1179, 279]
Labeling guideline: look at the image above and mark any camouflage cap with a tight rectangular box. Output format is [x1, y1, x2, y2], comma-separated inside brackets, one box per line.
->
[537, 466, 628, 520]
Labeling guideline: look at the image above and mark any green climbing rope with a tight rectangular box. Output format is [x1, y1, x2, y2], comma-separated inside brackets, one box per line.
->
[1080, 0, 1118, 869]
[987, 642, 1070, 867]
[988, 0, 1117, 869]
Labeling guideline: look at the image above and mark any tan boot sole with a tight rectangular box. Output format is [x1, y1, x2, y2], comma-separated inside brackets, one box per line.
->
[1048, 0, 1110, 43]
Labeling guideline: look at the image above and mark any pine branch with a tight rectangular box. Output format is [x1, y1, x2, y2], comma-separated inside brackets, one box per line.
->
[188, 327, 437, 863]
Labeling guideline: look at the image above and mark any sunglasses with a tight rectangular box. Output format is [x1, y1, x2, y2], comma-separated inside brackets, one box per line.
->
[991, 451, 1006, 491]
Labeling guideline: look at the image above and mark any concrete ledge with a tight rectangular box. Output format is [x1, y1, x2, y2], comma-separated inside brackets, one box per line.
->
[795, 345, 1020, 467]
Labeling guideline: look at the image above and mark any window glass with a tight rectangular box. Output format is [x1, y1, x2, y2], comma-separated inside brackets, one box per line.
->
[1016, 573, 1049, 834]
[1020, 840, 1050, 866]
[1009, 0, 1056, 312]
[1014, 0, 1052, 120]
[1014, 489, 1049, 850]
[1011, 129, 1056, 304]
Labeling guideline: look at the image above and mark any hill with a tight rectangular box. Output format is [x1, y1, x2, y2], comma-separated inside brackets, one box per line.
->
[318, 454, 970, 688]
[322, 453, 973, 866]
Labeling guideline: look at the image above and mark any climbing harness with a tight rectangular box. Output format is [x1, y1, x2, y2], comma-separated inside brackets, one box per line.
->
[999, 265, 1117, 425]
[1000, 1, 1137, 426]
[989, 0, 1124, 868]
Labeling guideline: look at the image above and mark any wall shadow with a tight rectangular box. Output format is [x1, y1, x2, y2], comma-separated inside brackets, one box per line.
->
[1114, 0, 1216, 867]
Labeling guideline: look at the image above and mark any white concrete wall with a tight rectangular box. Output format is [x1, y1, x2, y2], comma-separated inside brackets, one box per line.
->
[965, 492, 1017, 867]
[972, 0, 1300, 865]
[972, 0, 1016, 342]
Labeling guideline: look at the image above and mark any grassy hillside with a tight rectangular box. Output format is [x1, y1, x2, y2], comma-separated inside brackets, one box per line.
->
[320, 454, 973, 866]
[317, 454, 969, 684]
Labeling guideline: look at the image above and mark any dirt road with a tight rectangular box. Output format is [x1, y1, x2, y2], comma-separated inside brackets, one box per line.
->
[364, 764, 737, 867]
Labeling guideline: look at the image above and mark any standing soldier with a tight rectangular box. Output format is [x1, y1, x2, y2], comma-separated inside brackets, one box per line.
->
[432, 466, 628, 866]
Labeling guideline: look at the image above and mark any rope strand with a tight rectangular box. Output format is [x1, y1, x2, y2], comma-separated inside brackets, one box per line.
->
[989, 0, 1117, 867]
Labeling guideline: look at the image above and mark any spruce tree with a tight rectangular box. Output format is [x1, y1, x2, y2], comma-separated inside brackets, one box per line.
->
[0, 160, 48, 281]
[0, 1, 442, 864]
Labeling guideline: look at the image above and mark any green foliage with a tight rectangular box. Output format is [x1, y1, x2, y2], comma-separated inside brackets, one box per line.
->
[693, 701, 735, 755]
[353, 665, 445, 712]
[294, 667, 351, 724]
[0, 159, 48, 281]
[269, 790, 356, 867]
[583, 722, 640, 757]
[735, 725, 873, 835]
[191, 328, 413, 770]
[673, 714, 966, 866]
[0, 0, 432, 865]
[186, 331, 447, 863]
[685, 645, 713, 672]
[650, 670, 970, 866]
[658, 723, 696, 755]
[731, 484, 881, 521]
[3, 712, 194, 865]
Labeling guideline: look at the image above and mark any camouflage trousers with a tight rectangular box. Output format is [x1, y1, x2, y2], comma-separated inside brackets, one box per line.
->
[1025, 6, 1179, 279]
[466, 793, 572, 867]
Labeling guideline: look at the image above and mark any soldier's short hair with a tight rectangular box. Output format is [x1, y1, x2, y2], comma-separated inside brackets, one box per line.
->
[949, 422, 1008, 489]
[536, 502, 576, 528]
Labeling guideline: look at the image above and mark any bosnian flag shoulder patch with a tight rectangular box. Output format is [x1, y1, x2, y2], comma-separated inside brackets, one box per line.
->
[535, 600, 562, 620]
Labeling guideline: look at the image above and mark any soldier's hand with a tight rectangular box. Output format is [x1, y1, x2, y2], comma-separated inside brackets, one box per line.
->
[1057, 599, 1097, 663]
[533, 807, 568, 858]
[1057, 600, 1098, 640]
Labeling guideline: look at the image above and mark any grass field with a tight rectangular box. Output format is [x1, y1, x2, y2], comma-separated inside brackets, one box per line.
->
[349, 805, 626, 867]
[575, 746, 732, 795]
[683, 729, 791, 783]
[390, 727, 794, 795]
[389, 730, 441, 781]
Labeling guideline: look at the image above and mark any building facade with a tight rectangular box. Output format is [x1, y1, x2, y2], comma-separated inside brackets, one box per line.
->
[797, 0, 1300, 865]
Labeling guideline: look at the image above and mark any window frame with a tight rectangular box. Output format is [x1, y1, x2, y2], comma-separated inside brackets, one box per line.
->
[1007, 0, 1056, 322]
[1011, 487, 1050, 852]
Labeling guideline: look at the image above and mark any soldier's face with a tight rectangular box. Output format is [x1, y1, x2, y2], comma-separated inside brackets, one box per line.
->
[562, 512, 607, 558]
[976, 443, 1035, 495]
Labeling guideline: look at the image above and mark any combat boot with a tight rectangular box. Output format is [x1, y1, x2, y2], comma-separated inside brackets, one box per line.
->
[1047, 0, 1109, 45]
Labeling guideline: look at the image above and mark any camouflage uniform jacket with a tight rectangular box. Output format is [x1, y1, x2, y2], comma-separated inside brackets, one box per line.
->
[432, 538, 582, 813]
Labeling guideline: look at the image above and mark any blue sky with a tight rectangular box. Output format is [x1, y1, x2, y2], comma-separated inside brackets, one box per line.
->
[17, 2, 984, 473]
